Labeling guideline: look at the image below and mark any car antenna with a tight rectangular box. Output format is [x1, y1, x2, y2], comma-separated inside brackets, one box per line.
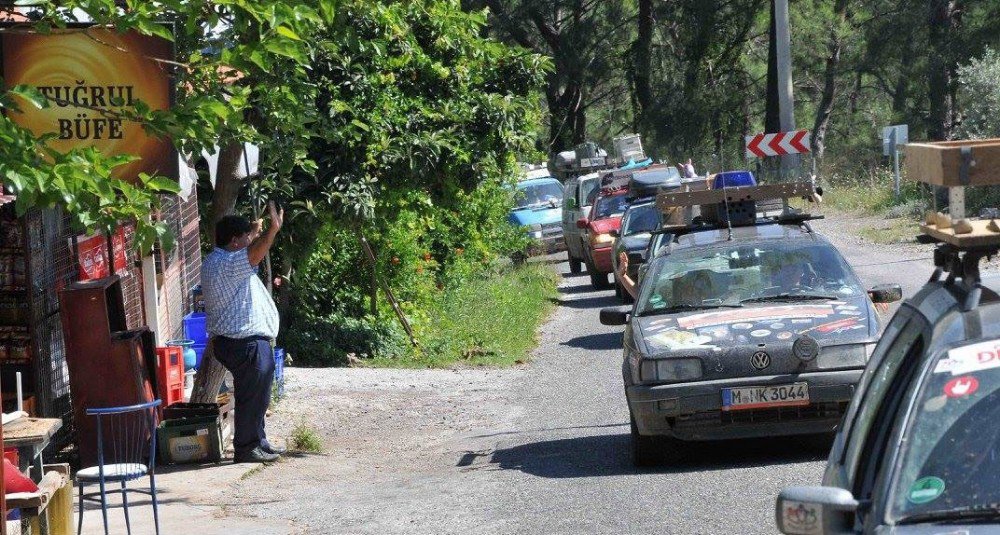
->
[721, 186, 734, 241]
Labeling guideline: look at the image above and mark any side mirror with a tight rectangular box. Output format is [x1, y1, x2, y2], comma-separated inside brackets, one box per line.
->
[775, 486, 858, 535]
[576, 218, 589, 229]
[609, 229, 620, 238]
[869, 283, 902, 304]
[599, 306, 631, 326]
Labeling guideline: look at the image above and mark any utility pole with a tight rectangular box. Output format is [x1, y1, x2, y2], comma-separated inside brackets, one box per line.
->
[774, 0, 800, 175]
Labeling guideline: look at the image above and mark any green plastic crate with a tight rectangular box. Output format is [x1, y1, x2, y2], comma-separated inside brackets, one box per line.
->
[157, 415, 223, 464]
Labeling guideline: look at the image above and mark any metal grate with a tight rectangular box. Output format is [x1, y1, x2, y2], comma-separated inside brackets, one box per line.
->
[673, 401, 848, 429]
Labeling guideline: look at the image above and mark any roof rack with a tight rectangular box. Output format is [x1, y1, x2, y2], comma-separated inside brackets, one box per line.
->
[655, 180, 817, 212]
[906, 138, 1000, 310]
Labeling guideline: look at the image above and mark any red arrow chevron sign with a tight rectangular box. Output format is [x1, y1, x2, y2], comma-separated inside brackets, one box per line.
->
[745, 130, 811, 158]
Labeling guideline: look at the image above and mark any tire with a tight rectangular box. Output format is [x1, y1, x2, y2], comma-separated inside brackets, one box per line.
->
[569, 256, 582, 274]
[630, 415, 658, 467]
[590, 271, 611, 290]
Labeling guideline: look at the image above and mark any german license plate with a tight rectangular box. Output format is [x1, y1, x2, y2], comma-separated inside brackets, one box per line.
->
[722, 382, 810, 411]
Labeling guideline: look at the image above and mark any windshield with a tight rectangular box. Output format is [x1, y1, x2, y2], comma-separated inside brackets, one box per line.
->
[515, 181, 563, 209]
[890, 342, 1000, 522]
[636, 241, 862, 315]
[622, 203, 661, 236]
[593, 193, 629, 220]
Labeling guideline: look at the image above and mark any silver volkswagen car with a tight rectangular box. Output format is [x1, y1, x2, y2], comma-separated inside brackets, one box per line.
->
[602, 219, 900, 466]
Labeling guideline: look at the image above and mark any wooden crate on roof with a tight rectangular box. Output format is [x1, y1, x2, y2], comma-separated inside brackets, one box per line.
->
[904, 138, 1000, 186]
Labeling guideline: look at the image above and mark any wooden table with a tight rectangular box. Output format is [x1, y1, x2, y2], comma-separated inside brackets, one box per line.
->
[4, 419, 61, 482]
[4, 418, 62, 535]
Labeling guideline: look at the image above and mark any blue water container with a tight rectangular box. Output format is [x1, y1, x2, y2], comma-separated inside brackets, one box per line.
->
[182, 312, 208, 345]
[168, 339, 199, 370]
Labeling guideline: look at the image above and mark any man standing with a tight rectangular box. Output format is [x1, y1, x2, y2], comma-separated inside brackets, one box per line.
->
[202, 201, 285, 463]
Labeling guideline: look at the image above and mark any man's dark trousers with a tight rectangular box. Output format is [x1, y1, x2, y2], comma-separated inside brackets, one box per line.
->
[213, 336, 275, 455]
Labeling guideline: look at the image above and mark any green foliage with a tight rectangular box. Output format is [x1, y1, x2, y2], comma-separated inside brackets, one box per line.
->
[289, 420, 323, 453]
[957, 48, 1000, 140]
[1, 0, 324, 249]
[370, 263, 559, 368]
[274, 0, 547, 366]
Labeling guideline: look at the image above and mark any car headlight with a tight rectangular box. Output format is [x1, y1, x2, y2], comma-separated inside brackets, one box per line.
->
[640, 358, 703, 382]
[591, 233, 615, 246]
[817, 344, 869, 369]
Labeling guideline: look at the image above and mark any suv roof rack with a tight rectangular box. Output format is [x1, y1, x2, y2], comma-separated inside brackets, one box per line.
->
[905, 138, 1000, 310]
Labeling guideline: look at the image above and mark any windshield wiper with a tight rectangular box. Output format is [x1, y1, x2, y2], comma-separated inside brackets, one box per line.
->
[741, 293, 837, 304]
[637, 303, 742, 317]
[898, 506, 1000, 525]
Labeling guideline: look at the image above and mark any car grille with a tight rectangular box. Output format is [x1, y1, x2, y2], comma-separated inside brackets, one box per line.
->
[671, 401, 848, 429]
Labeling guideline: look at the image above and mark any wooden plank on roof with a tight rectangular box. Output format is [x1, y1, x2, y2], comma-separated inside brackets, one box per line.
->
[656, 181, 815, 212]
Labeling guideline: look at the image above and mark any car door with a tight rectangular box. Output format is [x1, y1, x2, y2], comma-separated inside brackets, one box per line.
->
[822, 309, 931, 530]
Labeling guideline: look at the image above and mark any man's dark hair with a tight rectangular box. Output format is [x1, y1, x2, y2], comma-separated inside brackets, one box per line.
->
[215, 215, 253, 248]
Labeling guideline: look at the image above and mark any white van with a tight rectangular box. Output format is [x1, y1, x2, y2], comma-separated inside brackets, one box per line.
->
[561, 172, 601, 273]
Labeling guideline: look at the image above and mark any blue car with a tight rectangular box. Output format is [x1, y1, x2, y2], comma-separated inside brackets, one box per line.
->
[510, 176, 566, 253]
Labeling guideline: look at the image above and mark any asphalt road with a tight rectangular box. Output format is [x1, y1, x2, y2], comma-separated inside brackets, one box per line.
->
[233, 214, 935, 534]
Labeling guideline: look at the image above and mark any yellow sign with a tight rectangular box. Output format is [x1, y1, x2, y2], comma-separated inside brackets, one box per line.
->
[2, 28, 176, 180]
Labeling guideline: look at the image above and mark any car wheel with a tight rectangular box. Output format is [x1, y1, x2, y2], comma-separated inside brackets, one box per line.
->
[590, 272, 611, 290]
[569, 256, 582, 274]
[630, 414, 658, 467]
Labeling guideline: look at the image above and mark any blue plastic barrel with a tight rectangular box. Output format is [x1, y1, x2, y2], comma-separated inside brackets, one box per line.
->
[274, 348, 285, 398]
[182, 312, 208, 345]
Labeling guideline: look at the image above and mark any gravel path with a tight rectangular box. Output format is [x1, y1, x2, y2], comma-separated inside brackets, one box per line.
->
[214, 211, 934, 534]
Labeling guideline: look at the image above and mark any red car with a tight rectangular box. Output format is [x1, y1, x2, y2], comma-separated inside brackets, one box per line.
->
[577, 190, 630, 290]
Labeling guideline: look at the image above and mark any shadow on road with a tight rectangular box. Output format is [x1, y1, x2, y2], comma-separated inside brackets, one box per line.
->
[486, 432, 829, 478]
[561, 332, 622, 351]
[558, 295, 621, 309]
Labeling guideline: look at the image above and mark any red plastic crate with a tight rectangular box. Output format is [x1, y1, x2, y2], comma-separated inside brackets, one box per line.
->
[155, 347, 185, 407]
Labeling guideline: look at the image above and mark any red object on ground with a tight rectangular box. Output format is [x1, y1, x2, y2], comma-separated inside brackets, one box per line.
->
[2, 459, 36, 494]
[155, 347, 185, 408]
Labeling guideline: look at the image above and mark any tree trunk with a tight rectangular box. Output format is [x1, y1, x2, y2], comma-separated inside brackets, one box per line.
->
[632, 0, 654, 128]
[206, 141, 247, 241]
[193, 140, 247, 403]
[927, 0, 957, 141]
[764, 0, 781, 135]
[811, 0, 850, 165]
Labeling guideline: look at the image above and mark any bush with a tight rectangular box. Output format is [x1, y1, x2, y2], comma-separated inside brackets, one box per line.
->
[281, 309, 407, 366]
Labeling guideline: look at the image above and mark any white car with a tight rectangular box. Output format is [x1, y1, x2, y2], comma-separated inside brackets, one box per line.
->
[561, 172, 600, 274]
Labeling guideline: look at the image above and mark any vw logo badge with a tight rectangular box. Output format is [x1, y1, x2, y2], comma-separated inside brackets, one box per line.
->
[750, 351, 771, 370]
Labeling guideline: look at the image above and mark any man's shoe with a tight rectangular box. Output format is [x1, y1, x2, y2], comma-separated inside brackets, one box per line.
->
[234, 447, 279, 463]
[262, 443, 286, 455]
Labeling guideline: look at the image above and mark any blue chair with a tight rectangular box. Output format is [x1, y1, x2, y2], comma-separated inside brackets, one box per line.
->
[76, 399, 162, 535]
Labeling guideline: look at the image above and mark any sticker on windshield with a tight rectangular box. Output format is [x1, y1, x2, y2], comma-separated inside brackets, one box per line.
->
[750, 329, 771, 338]
[770, 322, 785, 329]
[923, 395, 947, 412]
[732, 323, 753, 331]
[935, 340, 1000, 376]
[777, 332, 794, 340]
[944, 376, 979, 398]
[907, 476, 946, 504]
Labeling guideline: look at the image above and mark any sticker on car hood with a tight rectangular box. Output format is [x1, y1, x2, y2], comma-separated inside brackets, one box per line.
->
[677, 304, 835, 330]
